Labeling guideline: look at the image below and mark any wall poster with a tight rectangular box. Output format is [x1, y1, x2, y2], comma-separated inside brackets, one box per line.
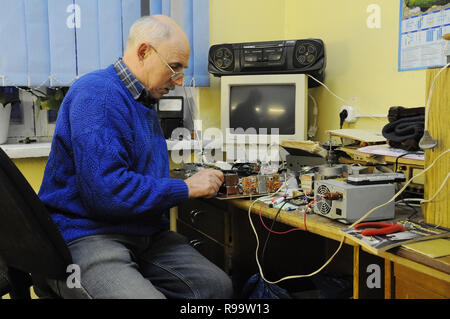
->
[399, 0, 450, 71]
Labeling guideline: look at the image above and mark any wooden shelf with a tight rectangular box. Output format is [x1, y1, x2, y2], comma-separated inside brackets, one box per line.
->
[424, 67, 450, 228]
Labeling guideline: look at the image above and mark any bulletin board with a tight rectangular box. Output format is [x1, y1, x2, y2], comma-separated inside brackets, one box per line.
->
[398, 0, 450, 71]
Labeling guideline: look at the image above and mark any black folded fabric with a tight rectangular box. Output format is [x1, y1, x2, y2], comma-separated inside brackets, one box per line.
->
[387, 106, 424, 123]
[382, 115, 424, 151]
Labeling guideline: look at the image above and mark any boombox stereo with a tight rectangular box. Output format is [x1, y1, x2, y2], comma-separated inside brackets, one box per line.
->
[208, 39, 325, 87]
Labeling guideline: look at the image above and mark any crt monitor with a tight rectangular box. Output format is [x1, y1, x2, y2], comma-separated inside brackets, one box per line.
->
[221, 74, 308, 145]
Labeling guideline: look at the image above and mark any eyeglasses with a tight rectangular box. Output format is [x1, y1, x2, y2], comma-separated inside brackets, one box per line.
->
[149, 45, 185, 83]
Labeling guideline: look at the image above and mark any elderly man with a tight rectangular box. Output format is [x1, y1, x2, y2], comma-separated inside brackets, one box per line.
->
[38, 15, 232, 299]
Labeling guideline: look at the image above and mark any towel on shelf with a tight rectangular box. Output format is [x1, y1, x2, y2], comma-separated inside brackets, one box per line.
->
[382, 106, 425, 152]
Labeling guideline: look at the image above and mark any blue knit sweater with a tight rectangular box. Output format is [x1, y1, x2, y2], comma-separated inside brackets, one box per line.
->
[38, 65, 189, 244]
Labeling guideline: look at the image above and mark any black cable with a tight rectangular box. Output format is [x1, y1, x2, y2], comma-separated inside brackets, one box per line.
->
[395, 199, 419, 220]
[395, 152, 422, 172]
[339, 109, 348, 129]
[417, 221, 450, 233]
[261, 199, 288, 268]
[260, 195, 306, 269]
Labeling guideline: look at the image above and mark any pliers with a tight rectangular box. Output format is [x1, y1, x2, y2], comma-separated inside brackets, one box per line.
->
[355, 222, 406, 236]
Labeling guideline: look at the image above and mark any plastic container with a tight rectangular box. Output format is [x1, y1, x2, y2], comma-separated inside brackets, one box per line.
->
[0, 103, 11, 144]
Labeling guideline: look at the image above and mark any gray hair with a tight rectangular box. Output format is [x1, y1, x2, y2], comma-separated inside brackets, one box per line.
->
[126, 15, 173, 50]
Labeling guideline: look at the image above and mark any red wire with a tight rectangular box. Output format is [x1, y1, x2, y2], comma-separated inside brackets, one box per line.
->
[258, 196, 324, 235]
[258, 202, 305, 235]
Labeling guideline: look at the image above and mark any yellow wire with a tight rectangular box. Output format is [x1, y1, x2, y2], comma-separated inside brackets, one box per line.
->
[420, 171, 450, 228]
[248, 197, 345, 285]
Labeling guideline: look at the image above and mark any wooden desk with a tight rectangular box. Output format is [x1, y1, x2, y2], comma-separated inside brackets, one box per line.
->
[228, 199, 450, 299]
[173, 196, 449, 298]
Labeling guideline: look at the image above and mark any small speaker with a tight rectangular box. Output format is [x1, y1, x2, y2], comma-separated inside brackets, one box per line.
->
[211, 44, 234, 73]
[293, 39, 323, 69]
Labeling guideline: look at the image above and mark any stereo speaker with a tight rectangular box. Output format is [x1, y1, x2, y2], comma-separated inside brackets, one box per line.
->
[208, 39, 326, 87]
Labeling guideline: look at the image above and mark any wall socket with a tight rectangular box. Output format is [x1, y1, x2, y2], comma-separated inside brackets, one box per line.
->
[340, 105, 358, 123]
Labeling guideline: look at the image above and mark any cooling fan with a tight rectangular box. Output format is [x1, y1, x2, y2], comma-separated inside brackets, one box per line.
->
[315, 184, 332, 215]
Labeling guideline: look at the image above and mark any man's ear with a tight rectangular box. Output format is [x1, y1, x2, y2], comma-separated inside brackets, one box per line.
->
[137, 43, 150, 61]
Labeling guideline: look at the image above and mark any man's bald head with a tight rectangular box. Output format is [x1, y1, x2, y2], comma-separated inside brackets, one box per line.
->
[125, 15, 189, 51]
[122, 15, 190, 99]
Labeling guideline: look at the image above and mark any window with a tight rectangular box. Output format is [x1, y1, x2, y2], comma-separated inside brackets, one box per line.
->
[1, 87, 65, 144]
[0, 0, 209, 153]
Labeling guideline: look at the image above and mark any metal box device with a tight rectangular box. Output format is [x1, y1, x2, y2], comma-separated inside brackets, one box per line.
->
[314, 180, 395, 224]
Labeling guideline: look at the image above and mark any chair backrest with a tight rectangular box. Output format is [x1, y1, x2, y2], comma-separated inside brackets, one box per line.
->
[0, 147, 72, 282]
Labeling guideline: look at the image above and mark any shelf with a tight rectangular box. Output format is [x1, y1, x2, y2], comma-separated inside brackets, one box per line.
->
[0, 139, 224, 159]
[0, 142, 51, 159]
[166, 139, 223, 151]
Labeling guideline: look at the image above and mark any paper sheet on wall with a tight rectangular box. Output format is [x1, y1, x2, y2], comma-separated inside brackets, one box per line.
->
[398, 0, 450, 71]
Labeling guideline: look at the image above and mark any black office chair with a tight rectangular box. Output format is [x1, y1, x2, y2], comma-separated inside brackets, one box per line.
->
[0, 147, 72, 299]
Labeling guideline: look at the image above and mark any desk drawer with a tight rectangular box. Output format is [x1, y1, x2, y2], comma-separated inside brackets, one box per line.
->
[394, 263, 450, 299]
[178, 199, 228, 243]
[176, 219, 226, 271]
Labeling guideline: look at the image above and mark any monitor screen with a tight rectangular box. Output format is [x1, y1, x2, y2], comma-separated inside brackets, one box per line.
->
[221, 74, 307, 147]
[229, 85, 295, 135]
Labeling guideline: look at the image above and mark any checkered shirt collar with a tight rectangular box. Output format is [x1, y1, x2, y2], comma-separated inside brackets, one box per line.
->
[113, 58, 146, 101]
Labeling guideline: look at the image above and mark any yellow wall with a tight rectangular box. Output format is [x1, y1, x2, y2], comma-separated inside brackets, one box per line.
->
[12, 157, 47, 193]
[199, 0, 287, 132]
[200, 0, 426, 142]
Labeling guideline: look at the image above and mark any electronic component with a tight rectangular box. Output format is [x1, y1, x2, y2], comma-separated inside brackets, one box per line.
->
[224, 173, 239, 185]
[223, 185, 240, 196]
[230, 162, 260, 176]
[219, 172, 240, 196]
[264, 174, 281, 193]
[241, 175, 259, 195]
[221, 173, 281, 197]
[347, 172, 406, 185]
[286, 155, 326, 171]
[173, 162, 281, 199]
[300, 173, 314, 192]
[315, 164, 346, 180]
[314, 180, 395, 224]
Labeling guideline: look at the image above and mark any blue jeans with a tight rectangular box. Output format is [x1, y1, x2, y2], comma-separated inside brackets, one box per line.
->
[47, 230, 233, 299]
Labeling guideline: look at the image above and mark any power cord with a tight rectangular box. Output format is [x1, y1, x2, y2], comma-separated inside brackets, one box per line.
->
[339, 109, 348, 129]
[394, 152, 421, 172]
[419, 62, 450, 149]
[248, 192, 345, 285]
[308, 74, 387, 126]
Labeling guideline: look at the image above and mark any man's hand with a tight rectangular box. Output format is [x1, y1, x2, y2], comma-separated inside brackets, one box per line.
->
[184, 169, 224, 198]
